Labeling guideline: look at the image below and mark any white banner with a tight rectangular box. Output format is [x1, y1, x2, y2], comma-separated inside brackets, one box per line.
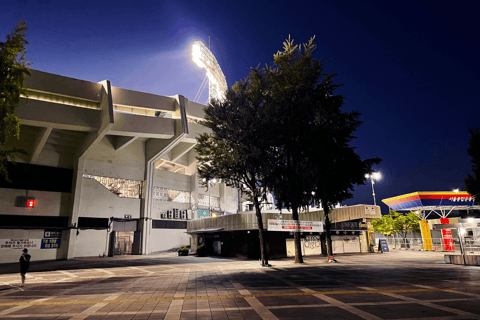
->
[267, 220, 324, 232]
[0, 239, 42, 250]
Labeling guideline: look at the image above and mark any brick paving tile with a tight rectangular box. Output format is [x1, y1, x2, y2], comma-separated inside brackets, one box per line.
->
[148, 311, 166, 319]
[179, 312, 196, 319]
[219, 298, 236, 308]
[355, 302, 456, 319]
[102, 314, 123, 320]
[232, 298, 250, 308]
[126, 302, 148, 312]
[326, 292, 404, 304]
[225, 310, 245, 319]
[117, 314, 137, 320]
[182, 300, 197, 311]
[154, 301, 172, 311]
[239, 308, 262, 319]
[133, 313, 151, 320]
[111, 301, 136, 312]
[432, 300, 480, 315]
[211, 310, 229, 319]
[271, 306, 365, 320]
[196, 310, 212, 319]
[257, 294, 329, 306]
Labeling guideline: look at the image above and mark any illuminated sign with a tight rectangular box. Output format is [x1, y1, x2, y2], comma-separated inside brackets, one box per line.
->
[27, 199, 35, 208]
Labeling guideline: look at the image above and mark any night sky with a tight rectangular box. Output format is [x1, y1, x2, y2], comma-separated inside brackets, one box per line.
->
[2, 1, 479, 214]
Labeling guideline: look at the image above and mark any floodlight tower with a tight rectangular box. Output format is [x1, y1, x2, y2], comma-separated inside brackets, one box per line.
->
[365, 172, 381, 206]
[192, 40, 228, 103]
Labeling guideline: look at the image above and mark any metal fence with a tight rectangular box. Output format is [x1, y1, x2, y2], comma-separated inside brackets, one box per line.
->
[379, 237, 461, 252]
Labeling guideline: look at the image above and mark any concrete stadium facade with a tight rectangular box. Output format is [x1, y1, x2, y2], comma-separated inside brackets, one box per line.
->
[0, 69, 239, 263]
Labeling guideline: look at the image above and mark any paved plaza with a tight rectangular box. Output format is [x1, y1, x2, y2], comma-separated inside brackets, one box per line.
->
[1, 250, 480, 319]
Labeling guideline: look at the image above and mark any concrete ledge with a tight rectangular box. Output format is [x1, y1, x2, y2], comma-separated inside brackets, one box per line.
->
[445, 254, 480, 265]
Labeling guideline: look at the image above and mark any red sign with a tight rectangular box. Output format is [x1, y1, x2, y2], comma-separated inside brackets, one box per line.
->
[440, 218, 454, 251]
[27, 199, 35, 208]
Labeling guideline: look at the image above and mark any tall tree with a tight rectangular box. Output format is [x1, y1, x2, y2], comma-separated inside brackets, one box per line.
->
[264, 37, 322, 263]
[264, 36, 380, 263]
[195, 72, 274, 266]
[0, 20, 30, 182]
[309, 107, 380, 259]
[465, 128, 480, 202]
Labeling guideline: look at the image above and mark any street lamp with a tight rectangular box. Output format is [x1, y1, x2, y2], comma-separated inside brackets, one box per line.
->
[365, 172, 381, 206]
[202, 178, 217, 216]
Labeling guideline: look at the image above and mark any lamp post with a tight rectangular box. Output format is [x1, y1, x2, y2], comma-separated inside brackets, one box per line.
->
[365, 172, 381, 206]
[202, 178, 217, 216]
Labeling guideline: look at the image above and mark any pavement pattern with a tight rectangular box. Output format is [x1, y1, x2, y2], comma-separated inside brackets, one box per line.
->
[1, 250, 480, 319]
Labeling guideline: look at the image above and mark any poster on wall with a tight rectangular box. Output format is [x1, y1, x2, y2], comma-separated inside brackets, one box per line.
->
[197, 209, 210, 218]
[0, 239, 42, 250]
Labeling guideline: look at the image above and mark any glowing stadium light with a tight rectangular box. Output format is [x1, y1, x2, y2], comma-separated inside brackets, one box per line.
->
[191, 41, 228, 103]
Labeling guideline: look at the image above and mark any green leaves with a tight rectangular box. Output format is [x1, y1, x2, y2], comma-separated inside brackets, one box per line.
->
[372, 210, 421, 238]
[0, 20, 30, 182]
[465, 128, 480, 202]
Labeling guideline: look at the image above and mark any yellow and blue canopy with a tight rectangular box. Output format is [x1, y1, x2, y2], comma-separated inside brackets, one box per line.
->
[382, 191, 478, 211]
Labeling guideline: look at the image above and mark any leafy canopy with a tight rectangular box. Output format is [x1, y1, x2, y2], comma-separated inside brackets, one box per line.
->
[465, 128, 480, 202]
[372, 210, 421, 238]
[0, 20, 30, 181]
[195, 72, 273, 201]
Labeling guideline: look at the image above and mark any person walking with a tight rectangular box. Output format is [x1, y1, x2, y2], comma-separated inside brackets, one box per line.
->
[19, 248, 31, 287]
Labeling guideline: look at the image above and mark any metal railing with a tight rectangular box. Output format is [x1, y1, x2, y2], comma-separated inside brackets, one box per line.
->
[379, 237, 461, 252]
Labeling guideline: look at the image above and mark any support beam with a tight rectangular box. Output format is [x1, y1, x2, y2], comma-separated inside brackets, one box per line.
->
[115, 136, 137, 151]
[171, 142, 195, 162]
[76, 80, 114, 159]
[29, 127, 52, 164]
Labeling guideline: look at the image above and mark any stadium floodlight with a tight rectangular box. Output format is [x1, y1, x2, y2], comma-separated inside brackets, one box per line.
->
[365, 171, 382, 206]
[192, 40, 228, 103]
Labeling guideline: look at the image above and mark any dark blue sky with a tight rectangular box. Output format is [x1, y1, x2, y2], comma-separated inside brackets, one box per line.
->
[2, 1, 479, 214]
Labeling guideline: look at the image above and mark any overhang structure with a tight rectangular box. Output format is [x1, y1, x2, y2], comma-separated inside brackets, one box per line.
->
[382, 191, 480, 219]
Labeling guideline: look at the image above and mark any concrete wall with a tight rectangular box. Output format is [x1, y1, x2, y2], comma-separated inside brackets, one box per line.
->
[0, 229, 69, 263]
[0, 188, 71, 217]
[79, 178, 141, 219]
[84, 138, 145, 181]
[444, 254, 480, 266]
[149, 229, 190, 252]
[153, 170, 192, 191]
[74, 229, 111, 257]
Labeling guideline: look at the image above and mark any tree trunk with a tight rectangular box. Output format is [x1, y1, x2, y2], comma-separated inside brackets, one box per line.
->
[322, 200, 334, 258]
[292, 206, 303, 263]
[253, 197, 269, 266]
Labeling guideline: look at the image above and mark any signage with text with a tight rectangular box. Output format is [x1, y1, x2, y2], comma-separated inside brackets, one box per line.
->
[44, 230, 62, 239]
[267, 220, 323, 232]
[378, 238, 389, 252]
[41, 239, 61, 249]
[0, 239, 42, 250]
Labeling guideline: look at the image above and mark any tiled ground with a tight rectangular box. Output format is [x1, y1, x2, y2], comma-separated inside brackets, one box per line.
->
[1, 251, 480, 319]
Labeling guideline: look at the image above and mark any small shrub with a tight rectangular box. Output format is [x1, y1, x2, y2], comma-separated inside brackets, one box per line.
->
[177, 246, 189, 256]
[196, 244, 206, 257]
